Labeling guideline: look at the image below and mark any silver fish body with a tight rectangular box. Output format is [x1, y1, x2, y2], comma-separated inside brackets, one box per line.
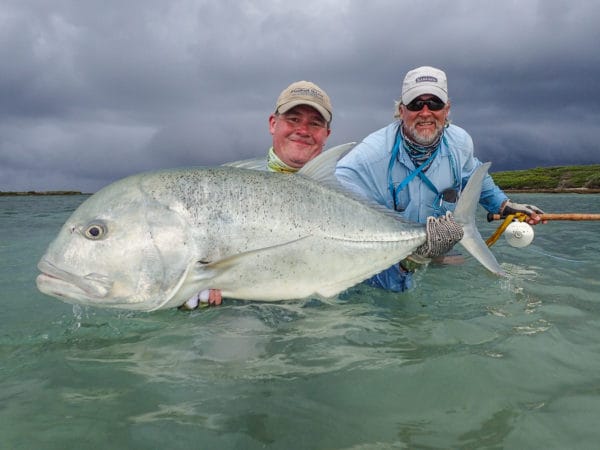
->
[36, 144, 502, 311]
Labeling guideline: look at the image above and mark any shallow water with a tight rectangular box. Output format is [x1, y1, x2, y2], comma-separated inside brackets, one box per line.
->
[1, 194, 600, 449]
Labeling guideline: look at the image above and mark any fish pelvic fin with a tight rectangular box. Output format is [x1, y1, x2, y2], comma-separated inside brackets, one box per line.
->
[453, 162, 506, 277]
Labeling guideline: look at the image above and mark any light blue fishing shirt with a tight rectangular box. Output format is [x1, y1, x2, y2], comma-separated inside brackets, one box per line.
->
[335, 121, 508, 292]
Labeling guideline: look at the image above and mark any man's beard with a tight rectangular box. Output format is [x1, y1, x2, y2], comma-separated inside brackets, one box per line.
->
[404, 121, 444, 146]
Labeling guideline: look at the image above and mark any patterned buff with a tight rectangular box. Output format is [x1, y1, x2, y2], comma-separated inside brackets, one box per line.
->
[267, 147, 299, 173]
[400, 126, 442, 171]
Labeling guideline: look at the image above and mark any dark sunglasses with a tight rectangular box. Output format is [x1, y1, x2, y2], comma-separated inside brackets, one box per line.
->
[405, 97, 445, 112]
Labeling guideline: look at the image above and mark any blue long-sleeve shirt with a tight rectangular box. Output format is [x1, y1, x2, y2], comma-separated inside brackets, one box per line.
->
[335, 121, 508, 292]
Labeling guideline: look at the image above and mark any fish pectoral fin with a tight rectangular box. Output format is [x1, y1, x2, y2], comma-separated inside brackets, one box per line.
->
[190, 236, 312, 282]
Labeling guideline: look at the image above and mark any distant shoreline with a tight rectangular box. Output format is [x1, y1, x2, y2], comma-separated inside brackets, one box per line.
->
[0, 191, 88, 196]
[4, 164, 599, 197]
[503, 188, 600, 194]
[4, 164, 599, 196]
[2, 189, 600, 197]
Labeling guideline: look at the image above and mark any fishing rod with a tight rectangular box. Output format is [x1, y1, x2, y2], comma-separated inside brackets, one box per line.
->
[487, 213, 600, 221]
[485, 212, 600, 248]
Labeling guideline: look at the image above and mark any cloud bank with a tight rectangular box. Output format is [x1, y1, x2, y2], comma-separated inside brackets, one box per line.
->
[1, 0, 599, 192]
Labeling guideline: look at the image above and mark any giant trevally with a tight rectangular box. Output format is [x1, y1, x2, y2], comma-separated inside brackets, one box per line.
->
[36, 143, 504, 311]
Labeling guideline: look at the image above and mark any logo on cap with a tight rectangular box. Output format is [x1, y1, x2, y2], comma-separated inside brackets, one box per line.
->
[289, 87, 325, 101]
[415, 76, 438, 83]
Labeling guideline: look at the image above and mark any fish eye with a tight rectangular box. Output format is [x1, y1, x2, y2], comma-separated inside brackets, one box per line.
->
[84, 223, 107, 240]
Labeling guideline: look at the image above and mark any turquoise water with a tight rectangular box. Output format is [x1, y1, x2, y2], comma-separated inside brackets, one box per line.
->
[2, 194, 600, 449]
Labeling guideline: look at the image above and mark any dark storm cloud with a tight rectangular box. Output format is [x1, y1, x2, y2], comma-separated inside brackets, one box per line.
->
[1, 0, 599, 192]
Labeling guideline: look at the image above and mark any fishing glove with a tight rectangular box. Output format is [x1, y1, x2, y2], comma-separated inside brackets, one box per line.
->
[500, 200, 544, 218]
[414, 211, 464, 258]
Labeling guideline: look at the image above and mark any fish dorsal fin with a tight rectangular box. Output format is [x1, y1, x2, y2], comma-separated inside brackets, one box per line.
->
[224, 141, 407, 230]
[299, 141, 414, 223]
[222, 157, 266, 170]
[277, 141, 412, 226]
[222, 142, 356, 185]
[298, 142, 356, 187]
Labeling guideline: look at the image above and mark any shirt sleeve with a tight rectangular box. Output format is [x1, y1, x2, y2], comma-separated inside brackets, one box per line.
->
[479, 172, 508, 213]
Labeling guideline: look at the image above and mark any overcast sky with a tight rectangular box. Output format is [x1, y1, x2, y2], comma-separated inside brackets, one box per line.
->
[2, 0, 599, 192]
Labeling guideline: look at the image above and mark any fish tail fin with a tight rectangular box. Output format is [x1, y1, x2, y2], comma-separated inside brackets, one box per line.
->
[453, 162, 506, 276]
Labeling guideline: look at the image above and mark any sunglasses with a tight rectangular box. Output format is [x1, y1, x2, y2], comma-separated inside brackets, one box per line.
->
[405, 97, 445, 112]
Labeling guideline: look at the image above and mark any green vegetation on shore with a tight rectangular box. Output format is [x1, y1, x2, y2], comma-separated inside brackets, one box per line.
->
[491, 164, 600, 193]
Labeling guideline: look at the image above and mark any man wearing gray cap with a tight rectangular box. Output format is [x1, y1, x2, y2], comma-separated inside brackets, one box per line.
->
[336, 66, 545, 292]
[183, 80, 333, 309]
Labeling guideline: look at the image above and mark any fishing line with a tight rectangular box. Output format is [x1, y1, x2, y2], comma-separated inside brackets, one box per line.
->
[523, 246, 585, 264]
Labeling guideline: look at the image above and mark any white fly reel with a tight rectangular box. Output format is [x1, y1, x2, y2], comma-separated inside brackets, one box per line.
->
[504, 221, 535, 247]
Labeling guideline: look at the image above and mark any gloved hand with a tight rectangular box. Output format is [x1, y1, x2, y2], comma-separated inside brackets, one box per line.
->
[500, 200, 545, 224]
[414, 211, 464, 258]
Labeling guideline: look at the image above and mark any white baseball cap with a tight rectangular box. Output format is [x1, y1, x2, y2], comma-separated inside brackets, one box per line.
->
[401, 66, 448, 105]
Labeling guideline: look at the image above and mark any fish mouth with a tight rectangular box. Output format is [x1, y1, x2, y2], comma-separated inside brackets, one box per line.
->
[36, 258, 114, 304]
